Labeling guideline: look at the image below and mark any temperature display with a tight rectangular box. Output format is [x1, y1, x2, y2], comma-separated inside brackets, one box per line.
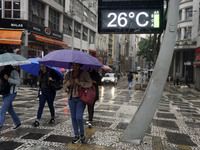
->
[98, 8, 163, 34]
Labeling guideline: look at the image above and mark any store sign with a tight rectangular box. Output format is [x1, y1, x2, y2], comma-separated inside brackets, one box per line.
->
[196, 55, 200, 61]
[0, 18, 27, 29]
[0, 18, 63, 40]
[98, 0, 164, 34]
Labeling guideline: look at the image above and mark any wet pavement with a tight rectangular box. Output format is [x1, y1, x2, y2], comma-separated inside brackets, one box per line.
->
[0, 77, 200, 150]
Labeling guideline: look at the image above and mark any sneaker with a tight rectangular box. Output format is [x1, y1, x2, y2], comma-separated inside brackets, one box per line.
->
[32, 121, 39, 127]
[80, 134, 86, 143]
[72, 136, 80, 144]
[13, 123, 21, 129]
[49, 118, 55, 124]
[88, 121, 92, 128]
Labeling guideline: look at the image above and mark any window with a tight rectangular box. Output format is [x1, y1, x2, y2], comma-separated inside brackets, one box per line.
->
[63, 16, 72, 36]
[179, 10, 182, 21]
[4, 0, 20, 18]
[54, 0, 63, 5]
[29, 0, 44, 26]
[49, 8, 60, 31]
[177, 28, 181, 40]
[90, 30, 95, 44]
[83, 26, 88, 41]
[74, 21, 81, 39]
[185, 7, 192, 20]
[185, 27, 192, 39]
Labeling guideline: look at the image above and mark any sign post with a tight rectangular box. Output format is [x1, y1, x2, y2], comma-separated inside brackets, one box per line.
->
[120, 0, 180, 144]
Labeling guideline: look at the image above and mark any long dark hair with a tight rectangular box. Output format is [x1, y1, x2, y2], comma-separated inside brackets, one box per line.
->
[3, 65, 14, 77]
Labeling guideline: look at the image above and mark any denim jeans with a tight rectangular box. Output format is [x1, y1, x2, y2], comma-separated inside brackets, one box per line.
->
[37, 89, 56, 120]
[68, 97, 86, 136]
[128, 81, 132, 88]
[0, 93, 20, 126]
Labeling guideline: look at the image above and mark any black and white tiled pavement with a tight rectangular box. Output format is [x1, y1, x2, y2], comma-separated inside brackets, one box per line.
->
[0, 78, 200, 150]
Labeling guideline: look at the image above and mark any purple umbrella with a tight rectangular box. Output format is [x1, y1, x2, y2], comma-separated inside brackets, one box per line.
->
[38, 50, 103, 70]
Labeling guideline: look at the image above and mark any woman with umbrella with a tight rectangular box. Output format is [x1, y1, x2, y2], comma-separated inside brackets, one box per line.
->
[64, 63, 92, 144]
[0, 65, 21, 129]
[32, 64, 61, 127]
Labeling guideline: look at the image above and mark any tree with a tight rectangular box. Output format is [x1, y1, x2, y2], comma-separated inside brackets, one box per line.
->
[137, 35, 154, 68]
[137, 0, 169, 68]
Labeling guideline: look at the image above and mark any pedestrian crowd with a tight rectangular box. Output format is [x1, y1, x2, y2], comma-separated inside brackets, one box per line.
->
[0, 63, 101, 144]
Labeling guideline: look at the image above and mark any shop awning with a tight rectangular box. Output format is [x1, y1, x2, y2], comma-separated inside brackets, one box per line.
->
[0, 30, 23, 45]
[32, 33, 68, 47]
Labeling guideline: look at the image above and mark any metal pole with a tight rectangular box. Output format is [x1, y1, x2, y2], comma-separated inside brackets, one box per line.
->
[121, 0, 180, 144]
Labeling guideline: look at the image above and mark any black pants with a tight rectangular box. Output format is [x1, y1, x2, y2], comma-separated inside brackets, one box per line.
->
[87, 101, 96, 122]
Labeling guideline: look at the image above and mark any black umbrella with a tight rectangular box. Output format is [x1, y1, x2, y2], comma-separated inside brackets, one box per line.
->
[127, 70, 138, 74]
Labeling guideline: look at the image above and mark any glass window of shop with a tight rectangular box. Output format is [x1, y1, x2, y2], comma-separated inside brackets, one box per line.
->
[49, 8, 59, 31]
[29, 0, 44, 26]
[74, 21, 81, 39]
[89, 30, 95, 44]
[3, 0, 20, 18]
[83, 26, 88, 41]
[63, 16, 72, 36]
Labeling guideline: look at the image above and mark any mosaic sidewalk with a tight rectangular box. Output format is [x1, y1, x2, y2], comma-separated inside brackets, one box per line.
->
[0, 78, 200, 150]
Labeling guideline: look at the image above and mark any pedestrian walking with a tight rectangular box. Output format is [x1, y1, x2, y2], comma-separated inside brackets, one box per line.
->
[63, 63, 92, 144]
[0, 65, 21, 129]
[87, 68, 101, 128]
[32, 65, 60, 127]
[127, 72, 133, 89]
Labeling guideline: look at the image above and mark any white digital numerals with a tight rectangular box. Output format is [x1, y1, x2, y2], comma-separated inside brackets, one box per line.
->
[107, 12, 149, 28]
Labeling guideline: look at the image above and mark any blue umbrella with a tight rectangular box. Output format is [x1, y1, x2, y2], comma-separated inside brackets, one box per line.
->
[20, 58, 63, 79]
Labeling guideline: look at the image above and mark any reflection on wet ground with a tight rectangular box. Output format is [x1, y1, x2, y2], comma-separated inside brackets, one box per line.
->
[0, 77, 200, 149]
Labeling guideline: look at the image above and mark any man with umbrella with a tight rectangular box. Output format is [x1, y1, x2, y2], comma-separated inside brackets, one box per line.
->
[127, 72, 134, 89]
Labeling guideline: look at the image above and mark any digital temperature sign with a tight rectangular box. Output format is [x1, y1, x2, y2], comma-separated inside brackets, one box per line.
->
[98, 0, 164, 34]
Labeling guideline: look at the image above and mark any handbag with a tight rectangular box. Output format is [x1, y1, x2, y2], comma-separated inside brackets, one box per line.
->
[78, 85, 96, 106]
[49, 80, 63, 90]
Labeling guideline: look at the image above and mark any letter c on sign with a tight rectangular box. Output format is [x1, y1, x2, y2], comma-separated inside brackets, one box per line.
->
[136, 12, 149, 27]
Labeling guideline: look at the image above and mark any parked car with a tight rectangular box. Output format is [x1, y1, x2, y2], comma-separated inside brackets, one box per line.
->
[101, 73, 118, 85]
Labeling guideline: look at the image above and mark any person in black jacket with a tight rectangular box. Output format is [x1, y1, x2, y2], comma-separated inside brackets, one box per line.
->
[127, 72, 133, 89]
[87, 69, 101, 128]
[0, 65, 21, 129]
[32, 65, 60, 127]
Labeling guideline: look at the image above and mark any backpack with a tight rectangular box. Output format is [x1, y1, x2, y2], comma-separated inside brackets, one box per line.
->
[0, 79, 11, 95]
[0, 67, 14, 95]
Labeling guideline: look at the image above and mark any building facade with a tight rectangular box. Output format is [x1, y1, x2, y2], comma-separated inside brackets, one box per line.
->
[0, 0, 98, 81]
[171, 0, 199, 89]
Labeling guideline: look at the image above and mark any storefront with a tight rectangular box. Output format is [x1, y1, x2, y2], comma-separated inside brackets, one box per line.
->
[0, 18, 68, 83]
[194, 47, 200, 90]
[0, 19, 68, 57]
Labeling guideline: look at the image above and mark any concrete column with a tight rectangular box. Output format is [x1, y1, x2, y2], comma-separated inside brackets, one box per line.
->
[71, 20, 74, 49]
[180, 51, 183, 77]
[44, 5, 49, 27]
[59, 13, 63, 33]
